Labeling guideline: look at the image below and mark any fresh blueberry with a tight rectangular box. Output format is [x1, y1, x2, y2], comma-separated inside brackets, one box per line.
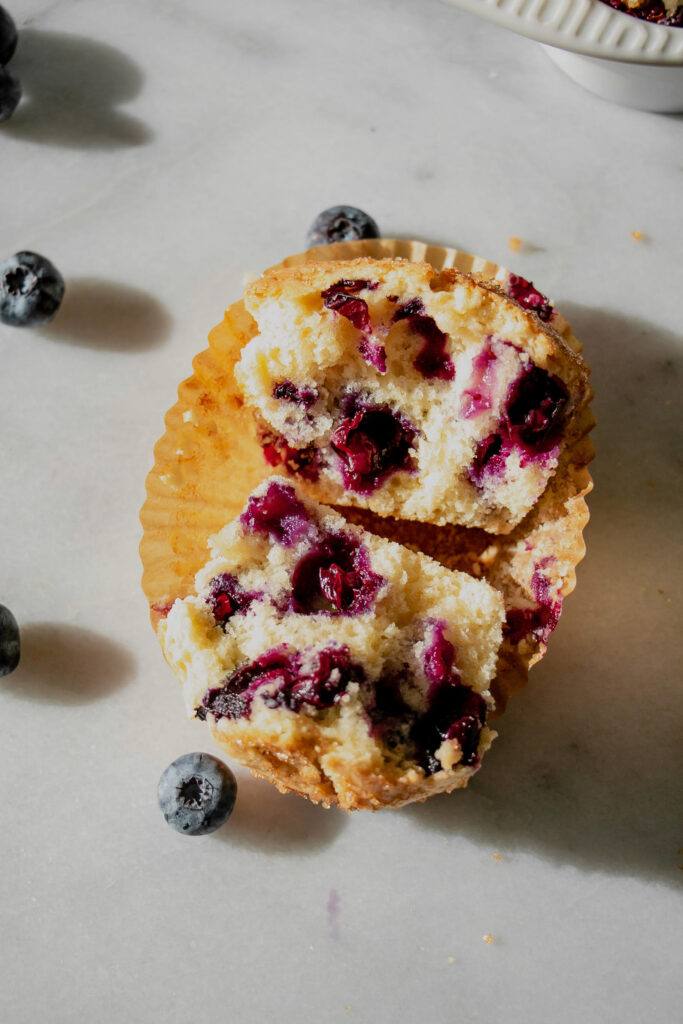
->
[0, 604, 20, 677]
[0, 64, 21, 123]
[0, 6, 18, 66]
[0, 251, 65, 327]
[157, 752, 237, 836]
[307, 206, 380, 248]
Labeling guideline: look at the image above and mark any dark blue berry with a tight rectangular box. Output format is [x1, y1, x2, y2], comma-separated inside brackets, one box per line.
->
[0, 6, 18, 66]
[0, 251, 65, 327]
[157, 752, 237, 836]
[0, 604, 20, 677]
[307, 206, 380, 248]
[0, 64, 21, 124]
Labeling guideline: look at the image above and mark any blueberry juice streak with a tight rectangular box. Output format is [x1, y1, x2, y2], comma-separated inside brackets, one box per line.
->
[393, 299, 454, 381]
[330, 394, 416, 495]
[291, 532, 384, 615]
[206, 573, 260, 627]
[504, 559, 562, 646]
[321, 279, 386, 372]
[240, 479, 311, 546]
[460, 338, 508, 419]
[197, 644, 365, 721]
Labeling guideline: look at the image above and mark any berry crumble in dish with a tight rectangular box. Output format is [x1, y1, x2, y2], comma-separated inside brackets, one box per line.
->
[235, 258, 590, 534]
[158, 477, 505, 810]
[601, 0, 683, 25]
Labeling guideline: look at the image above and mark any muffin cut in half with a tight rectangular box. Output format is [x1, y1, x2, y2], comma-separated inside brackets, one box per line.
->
[159, 477, 505, 810]
[235, 258, 590, 534]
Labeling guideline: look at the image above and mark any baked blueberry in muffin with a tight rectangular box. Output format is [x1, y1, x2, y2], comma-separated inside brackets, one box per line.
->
[235, 258, 590, 534]
[159, 477, 505, 810]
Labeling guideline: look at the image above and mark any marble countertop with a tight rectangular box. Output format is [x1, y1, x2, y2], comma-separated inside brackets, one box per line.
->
[2, 1, 681, 1022]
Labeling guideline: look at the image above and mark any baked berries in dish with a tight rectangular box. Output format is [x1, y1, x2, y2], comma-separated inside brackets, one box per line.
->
[158, 477, 505, 810]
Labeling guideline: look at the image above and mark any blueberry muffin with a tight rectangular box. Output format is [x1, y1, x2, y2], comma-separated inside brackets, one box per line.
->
[159, 477, 505, 810]
[235, 258, 590, 534]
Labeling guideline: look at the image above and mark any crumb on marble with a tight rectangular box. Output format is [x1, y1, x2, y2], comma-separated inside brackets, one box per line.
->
[492, 854, 502, 862]
[483, 934, 494, 945]
[631, 230, 644, 241]
[508, 236, 522, 252]
[447, 956, 455, 964]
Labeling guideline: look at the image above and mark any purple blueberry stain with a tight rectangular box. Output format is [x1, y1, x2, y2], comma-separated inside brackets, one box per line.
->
[273, 381, 318, 408]
[505, 366, 568, 447]
[322, 279, 386, 373]
[198, 647, 297, 721]
[504, 557, 562, 646]
[327, 888, 341, 941]
[291, 532, 384, 615]
[506, 274, 554, 323]
[468, 432, 510, 488]
[411, 681, 487, 775]
[364, 622, 487, 776]
[259, 431, 321, 482]
[468, 365, 568, 488]
[460, 340, 499, 418]
[357, 335, 387, 374]
[423, 620, 457, 689]
[330, 394, 416, 494]
[197, 644, 365, 721]
[206, 573, 261, 627]
[241, 479, 312, 546]
[393, 299, 454, 381]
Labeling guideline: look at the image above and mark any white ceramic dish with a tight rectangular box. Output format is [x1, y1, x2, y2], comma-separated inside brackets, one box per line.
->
[442, 0, 683, 110]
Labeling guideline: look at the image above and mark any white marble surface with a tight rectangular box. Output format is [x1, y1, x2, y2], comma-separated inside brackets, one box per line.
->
[1, 1, 682, 1022]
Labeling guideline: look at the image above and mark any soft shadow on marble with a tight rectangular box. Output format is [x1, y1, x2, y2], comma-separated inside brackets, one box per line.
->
[44, 278, 173, 351]
[213, 774, 346, 854]
[3, 29, 151, 149]
[409, 307, 683, 887]
[5, 623, 136, 704]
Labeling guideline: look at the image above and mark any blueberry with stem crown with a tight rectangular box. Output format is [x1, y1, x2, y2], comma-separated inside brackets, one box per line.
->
[0, 604, 20, 677]
[307, 206, 380, 248]
[158, 753, 237, 836]
[0, 251, 66, 327]
[0, 6, 18, 66]
[0, 64, 21, 123]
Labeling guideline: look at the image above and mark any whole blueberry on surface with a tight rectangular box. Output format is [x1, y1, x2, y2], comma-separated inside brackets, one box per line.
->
[158, 753, 237, 836]
[0, 604, 20, 678]
[0, 251, 66, 327]
[307, 206, 380, 249]
[0, 6, 18, 66]
[0, 64, 21, 123]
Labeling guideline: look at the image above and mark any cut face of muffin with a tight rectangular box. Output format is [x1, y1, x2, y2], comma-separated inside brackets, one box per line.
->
[158, 477, 505, 810]
[235, 258, 591, 534]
